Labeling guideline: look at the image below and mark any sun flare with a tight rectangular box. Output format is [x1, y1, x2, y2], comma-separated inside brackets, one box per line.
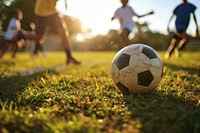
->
[56, 0, 119, 36]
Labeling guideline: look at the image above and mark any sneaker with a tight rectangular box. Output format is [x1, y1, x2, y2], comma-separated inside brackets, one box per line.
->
[67, 57, 81, 65]
[11, 54, 16, 59]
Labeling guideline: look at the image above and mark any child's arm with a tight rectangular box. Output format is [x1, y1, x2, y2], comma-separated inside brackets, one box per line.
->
[137, 11, 154, 18]
[111, 17, 115, 21]
[192, 12, 199, 37]
[167, 14, 174, 33]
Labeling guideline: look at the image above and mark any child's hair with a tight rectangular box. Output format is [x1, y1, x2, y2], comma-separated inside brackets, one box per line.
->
[12, 8, 23, 20]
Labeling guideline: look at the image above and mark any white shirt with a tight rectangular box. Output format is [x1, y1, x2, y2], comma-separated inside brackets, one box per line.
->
[5, 17, 21, 40]
[113, 6, 136, 31]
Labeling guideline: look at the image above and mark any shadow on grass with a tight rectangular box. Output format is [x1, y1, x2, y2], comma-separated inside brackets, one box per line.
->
[164, 63, 200, 76]
[0, 60, 15, 66]
[0, 70, 59, 102]
[0, 60, 16, 75]
[123, 92, 200, 133]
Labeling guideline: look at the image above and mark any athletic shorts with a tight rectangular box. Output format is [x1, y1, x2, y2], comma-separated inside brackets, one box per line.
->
[121, 28, 131, 36]
[173, 29, 186, 39]
[5, 30, 24, 42]
[176, 29, 185, 34]
[34, 13, 64, 35]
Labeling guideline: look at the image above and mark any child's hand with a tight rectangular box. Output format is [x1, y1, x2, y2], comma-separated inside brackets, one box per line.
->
[148, 11, 154, 15]
[65, 0, 67, 11]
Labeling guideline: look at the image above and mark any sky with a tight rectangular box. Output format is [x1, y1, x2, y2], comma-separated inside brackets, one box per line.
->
[57, 0, 200, 36]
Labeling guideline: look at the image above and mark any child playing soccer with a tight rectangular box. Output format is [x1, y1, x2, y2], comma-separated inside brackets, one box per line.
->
[19, 0, 81, 65]
[111, 0, 154, 46]
[0, 8, 24, 59]
[29, 22, 46, 58]
[165, 0, 198, 59]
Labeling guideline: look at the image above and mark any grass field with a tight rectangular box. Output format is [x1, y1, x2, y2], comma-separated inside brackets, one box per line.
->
[0, 51, 200, 133]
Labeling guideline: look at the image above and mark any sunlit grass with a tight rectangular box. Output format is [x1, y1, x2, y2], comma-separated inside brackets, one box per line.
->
[0, 51, 200, 133]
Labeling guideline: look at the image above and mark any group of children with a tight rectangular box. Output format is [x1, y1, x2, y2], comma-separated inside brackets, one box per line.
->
[111, 0, 198, 59]
[0, 0, 81, 65]
[0, 0, 199, 62]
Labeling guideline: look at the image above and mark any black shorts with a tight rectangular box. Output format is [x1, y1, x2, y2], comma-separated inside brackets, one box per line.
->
[173, 29, 186, 40]
[34, 13, 64, 35]
[176, 29, 185, 34]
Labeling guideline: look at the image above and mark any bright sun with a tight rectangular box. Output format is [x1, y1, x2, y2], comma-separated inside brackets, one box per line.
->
[56, 0, 119, 37]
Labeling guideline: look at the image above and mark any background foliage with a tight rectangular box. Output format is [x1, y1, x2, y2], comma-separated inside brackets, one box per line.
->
[0, 0, 199, 51]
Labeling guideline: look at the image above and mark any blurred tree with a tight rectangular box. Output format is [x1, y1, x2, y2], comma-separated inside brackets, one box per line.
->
[63, 15, 83, 36]
[107, 29, 124, 50]
[0, 1, 169, 51]
[13, 0, 36, 30]
[130, 21, 168, 50]
[49, 15, 83, 37]
[86, 21, 168, 51]
[0, 0, 8, 14]
[0, 0, 9, 31]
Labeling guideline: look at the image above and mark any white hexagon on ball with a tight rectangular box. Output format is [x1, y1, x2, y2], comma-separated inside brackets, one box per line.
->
[111, 44, 163, 94]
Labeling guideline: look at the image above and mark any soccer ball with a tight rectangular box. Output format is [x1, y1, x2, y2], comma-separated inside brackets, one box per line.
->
[111, 44, 163, 94]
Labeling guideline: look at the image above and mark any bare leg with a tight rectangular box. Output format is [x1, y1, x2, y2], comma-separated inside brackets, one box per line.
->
[57, 20, 70, 50]
[57, 21, 81, 64]
[165, 38, 178, 59]
[177, 32, 190, 50]
[24, 14, 80, 64]
[175, 32, 190, 58]
[11, 42, 19, 58]
[120, 29, 131, 46]
[25, 33, 44, 54]
[0, 41, 12, 59]
[25, 32, 42, 42]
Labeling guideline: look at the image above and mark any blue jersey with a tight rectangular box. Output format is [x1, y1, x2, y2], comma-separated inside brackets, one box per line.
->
[173, 2, 196, 31]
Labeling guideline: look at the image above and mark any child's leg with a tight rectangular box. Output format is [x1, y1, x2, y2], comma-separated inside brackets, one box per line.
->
[33, 42, 40, 55]
[54, 16, 81, 64]
[11, 42, 19, 58]
[38, 43, 47, 57]
[165, 37, 177, 59]
[37, 42, 44, 52]
[0, 41, 12, 59]
[120, 29, 131, 46]
[177, 32, 190, 50]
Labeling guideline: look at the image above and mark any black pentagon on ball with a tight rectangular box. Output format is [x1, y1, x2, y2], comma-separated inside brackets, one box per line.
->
[142, 46, 157, 59]
[115, 53, 130, 70]
[138, 70, 154, 86]
[116, 82, 130, 95]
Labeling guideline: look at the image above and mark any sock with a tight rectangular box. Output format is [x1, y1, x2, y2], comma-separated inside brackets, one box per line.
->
[65, 49, 72, 59]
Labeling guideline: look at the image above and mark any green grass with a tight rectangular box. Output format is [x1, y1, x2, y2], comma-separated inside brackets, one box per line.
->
[0, 51, 200, 133]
